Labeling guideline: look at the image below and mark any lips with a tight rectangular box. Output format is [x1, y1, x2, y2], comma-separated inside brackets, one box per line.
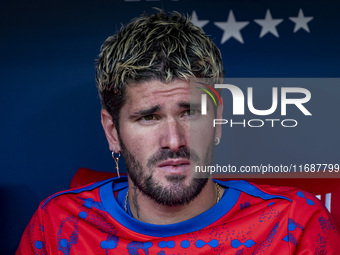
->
[158, 159, 190, 167]
[157, 159, 190, 173]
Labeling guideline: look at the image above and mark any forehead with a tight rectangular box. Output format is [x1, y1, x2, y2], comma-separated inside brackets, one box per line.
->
[125, 79, 191, 107]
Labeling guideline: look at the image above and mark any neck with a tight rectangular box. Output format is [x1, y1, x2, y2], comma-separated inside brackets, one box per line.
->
[126, 178, 224, 225]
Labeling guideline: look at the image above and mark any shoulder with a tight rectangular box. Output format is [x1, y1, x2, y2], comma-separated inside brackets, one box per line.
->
[217, 179, 330, 211]
[217, 180, 338, 227]
[39, 177, 123, 211]
[216, 179, 300, 202]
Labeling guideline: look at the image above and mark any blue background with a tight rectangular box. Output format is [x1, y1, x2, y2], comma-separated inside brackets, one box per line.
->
[1, 0, 339, 253]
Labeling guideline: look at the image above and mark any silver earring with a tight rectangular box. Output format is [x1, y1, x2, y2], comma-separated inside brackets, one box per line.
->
[112, 151, 121, 178]
[215, 137, 220, 145]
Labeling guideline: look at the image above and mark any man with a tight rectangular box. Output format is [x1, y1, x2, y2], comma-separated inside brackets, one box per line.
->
[17, 11, 339, 254]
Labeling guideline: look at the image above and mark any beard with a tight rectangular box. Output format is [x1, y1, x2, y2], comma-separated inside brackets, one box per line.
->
[119, 138, 213, 206]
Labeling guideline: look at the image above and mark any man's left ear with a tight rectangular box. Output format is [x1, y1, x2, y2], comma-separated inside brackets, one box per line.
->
[215, 98, 223, 141]
[101, 109, 121, 152]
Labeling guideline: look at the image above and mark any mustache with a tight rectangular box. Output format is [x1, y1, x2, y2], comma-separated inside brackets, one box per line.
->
[147, 147, 200, 168]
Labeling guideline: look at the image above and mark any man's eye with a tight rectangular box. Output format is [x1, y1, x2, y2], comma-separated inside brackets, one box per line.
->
[140, 115, 157, 121]
[183, 109, 199, 116]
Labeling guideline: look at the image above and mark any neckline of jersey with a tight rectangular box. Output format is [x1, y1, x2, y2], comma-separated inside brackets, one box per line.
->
[99, 178, 241, 237]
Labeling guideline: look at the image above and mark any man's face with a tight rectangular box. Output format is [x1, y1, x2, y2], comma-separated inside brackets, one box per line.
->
[105, 79, 221, 206]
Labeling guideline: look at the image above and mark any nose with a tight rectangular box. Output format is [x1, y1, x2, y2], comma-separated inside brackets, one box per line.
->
[160, 118, 187, 152]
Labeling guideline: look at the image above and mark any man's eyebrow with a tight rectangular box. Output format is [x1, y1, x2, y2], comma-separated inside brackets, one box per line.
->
[129, 105, 161, 119]
[178, 102, 201, 109]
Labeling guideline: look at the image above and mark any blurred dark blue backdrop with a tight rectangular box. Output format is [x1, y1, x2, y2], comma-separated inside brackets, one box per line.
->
[1, 0, 339, 253]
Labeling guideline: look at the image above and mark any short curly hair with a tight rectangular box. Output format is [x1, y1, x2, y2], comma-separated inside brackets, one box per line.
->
[96, 11, 224, 131]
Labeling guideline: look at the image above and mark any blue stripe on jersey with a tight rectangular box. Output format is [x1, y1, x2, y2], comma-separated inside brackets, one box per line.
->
[40, 176, 126, 209]
[214, 179, 292, 202]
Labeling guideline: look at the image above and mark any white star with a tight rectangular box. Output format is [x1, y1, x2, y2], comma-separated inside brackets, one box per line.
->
[289, 9, 314, 33]
[191, 10, 209, 29]
[254, 9, 283, 38]
[214, 10, 249, 44]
